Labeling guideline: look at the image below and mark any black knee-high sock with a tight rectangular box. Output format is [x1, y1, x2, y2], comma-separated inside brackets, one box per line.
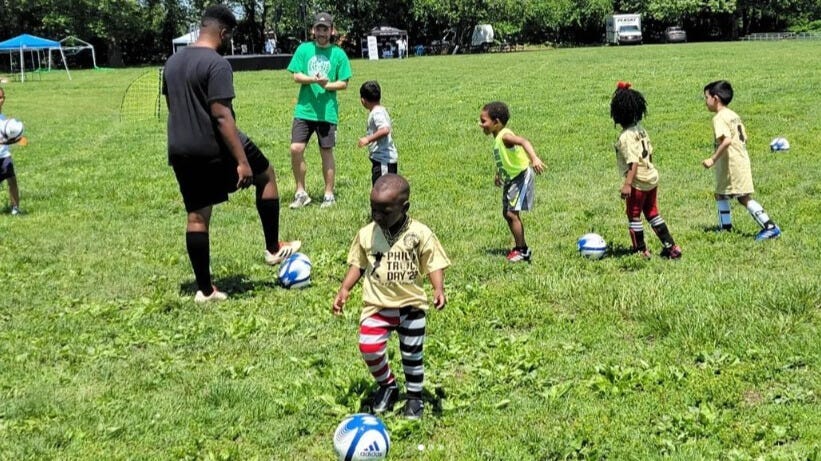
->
[186, 231, 212, 294]
[649, 215, 676, 248]
[628, 220, 646, 252]
[256, 198, 280, 253]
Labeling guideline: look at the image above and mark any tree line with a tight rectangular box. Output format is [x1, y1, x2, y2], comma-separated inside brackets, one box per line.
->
[0, 0, 818, 67]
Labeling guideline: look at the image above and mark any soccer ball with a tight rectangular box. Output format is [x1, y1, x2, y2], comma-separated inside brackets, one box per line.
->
[0, 118, 24, 142]
[277, 252, 311, 289]
[333, 414, 390, 461]
[769, 137, 790, 152]
[577, 233, 607, 259]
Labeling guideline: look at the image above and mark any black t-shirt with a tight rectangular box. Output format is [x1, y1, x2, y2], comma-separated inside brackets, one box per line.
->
[162, 46, 235, 160]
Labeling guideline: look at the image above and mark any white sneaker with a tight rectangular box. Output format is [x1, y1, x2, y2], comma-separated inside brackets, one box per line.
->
[320, 194, 336, 208]
[264, 240, 302, 265]
[194, 286, 228, 303]
[10, 206, 21, 216]
[289, 192, 311, 209]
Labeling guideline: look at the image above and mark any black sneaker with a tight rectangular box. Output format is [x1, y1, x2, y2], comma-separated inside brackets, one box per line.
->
[371, 384, 398, 413]
[404, 398, 423, 420]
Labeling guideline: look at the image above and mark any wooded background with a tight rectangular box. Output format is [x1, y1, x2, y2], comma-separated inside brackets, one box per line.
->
[1, 0, 818, 66]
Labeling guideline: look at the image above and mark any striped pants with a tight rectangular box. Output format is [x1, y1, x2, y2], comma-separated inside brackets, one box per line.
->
[359, 307, 426, 394]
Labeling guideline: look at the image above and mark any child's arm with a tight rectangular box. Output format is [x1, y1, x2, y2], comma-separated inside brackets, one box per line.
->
[428, 269, 447, 310]
[621, 163, 638, 199]
[502, 132, 545, 173]
[703, 135, 732, 169]
[358, 125, 391, 148]
[333, 265, 364, 315]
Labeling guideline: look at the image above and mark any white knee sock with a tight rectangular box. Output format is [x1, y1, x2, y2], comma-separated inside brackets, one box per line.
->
[717, 199, 732, 229]
[746, 200, 771, 228]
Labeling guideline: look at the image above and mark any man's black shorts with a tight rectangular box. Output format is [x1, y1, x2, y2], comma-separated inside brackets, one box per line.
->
[171, 136, 270, 212]
[290, 118, 337, 148]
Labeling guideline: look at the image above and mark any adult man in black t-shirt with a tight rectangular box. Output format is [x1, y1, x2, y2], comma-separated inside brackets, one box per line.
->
[163, 5, 300, 302]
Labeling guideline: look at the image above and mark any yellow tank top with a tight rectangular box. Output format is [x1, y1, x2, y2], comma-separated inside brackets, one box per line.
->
[493, 127, 530, 181]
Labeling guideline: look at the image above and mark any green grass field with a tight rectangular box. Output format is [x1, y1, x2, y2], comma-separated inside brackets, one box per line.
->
[1, 41, 819, 460]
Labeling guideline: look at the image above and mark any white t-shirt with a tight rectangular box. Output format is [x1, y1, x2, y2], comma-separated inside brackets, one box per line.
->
[366, 105, 398, 163]
[0, 114, 10, 159]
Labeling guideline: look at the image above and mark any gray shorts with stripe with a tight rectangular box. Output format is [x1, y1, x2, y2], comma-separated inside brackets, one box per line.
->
[502, 167, 535, 212]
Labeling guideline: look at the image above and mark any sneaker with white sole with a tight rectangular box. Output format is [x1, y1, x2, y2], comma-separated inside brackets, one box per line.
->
[320, 194, 336, 208]
[404, 398, 424, 420]
[660, 245, 682, 259]
[371, 384, 398, 414]
[755, 225, 781, 241]
[10, 206, 21, 216]
[289, 192, 311, 209]
[506, 247, 532, 263]
[194, 286, 228, 303]
[264, 240, 302, 265]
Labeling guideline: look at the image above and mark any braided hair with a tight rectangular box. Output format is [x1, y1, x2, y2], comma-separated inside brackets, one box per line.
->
[610, 81, 647, 128]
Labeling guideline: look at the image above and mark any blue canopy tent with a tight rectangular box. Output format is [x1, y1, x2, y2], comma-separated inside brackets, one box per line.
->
[0, 34, 71, 82]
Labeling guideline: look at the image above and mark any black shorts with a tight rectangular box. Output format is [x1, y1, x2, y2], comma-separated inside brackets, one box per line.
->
[291, 118, 337, 148]
[370, 159, 397, 185]
[171, 136, 270, 212]
[0, 157, 15, 182]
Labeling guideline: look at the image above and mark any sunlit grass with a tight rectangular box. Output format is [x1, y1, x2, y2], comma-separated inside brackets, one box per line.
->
[0, 42, 819, 459]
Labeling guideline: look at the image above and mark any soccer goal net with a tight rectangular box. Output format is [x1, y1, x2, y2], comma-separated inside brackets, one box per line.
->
[120, 67, 165, 122]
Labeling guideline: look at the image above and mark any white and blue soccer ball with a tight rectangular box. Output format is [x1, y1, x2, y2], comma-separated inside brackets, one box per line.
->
[577, 233, 607, 260]
[769, 137, 790, 152]
[277, 252, 311, 289]
[333, 413, 390, 461]
[0, 118, 24, 142]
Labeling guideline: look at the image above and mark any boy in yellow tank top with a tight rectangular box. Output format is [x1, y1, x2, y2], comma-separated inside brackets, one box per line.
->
[702, 80, 781, 241]
[479, 101, 545, 262]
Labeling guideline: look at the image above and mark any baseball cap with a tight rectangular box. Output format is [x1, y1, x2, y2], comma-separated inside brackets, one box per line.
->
[314, 12, 333, 28]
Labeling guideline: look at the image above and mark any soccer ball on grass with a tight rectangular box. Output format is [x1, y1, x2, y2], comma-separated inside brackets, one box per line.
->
[577, 233, 607, 259]
[277, 252, 311, 289]
[333, 413, 390, 460]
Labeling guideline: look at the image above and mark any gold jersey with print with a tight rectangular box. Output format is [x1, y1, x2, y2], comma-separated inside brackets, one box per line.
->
[615, 125, 659, 191]
[346, 218, 451, 321]
[712, 107, 754, 195]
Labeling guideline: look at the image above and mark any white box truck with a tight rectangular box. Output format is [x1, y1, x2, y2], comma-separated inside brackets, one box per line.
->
[606, 14, 642, 45]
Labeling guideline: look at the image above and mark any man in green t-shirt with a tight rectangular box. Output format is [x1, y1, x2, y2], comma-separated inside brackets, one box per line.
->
[286, 12, 352, 209]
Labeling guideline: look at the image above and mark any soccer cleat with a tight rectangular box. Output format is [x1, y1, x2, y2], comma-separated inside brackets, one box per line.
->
[660, 245, 682, 259]
[404, 398, 424, 420]
[264, 240, 302, 265]
[289, 192, 311, 209]
[370, 384, 398, 414]
[319, 194, 336, 209]
[194, 286, 228, 303]
[635, 249, 651, 259]
[506, 247, 532, 263]
[755, 225, 781, 241]
[10, 206, 21, 216]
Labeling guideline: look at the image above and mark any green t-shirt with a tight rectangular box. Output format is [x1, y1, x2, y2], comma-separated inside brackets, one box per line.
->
[286, 42, 352, 124]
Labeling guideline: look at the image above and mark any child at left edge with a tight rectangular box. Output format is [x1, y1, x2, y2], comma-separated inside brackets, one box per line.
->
[0, 86, 24, 216]
[479, 101, 545, 262]
[333, 174, 450, 420]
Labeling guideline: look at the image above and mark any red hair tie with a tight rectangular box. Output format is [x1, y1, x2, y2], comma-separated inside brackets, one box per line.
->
[617, 81, 631, 90]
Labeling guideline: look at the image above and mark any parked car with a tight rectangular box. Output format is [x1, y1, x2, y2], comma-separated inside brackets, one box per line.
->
[665, 27, 687, 43]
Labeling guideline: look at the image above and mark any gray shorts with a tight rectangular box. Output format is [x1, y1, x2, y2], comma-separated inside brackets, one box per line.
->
[502, 168, 535, 212]
[291, 118, 337, 149]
